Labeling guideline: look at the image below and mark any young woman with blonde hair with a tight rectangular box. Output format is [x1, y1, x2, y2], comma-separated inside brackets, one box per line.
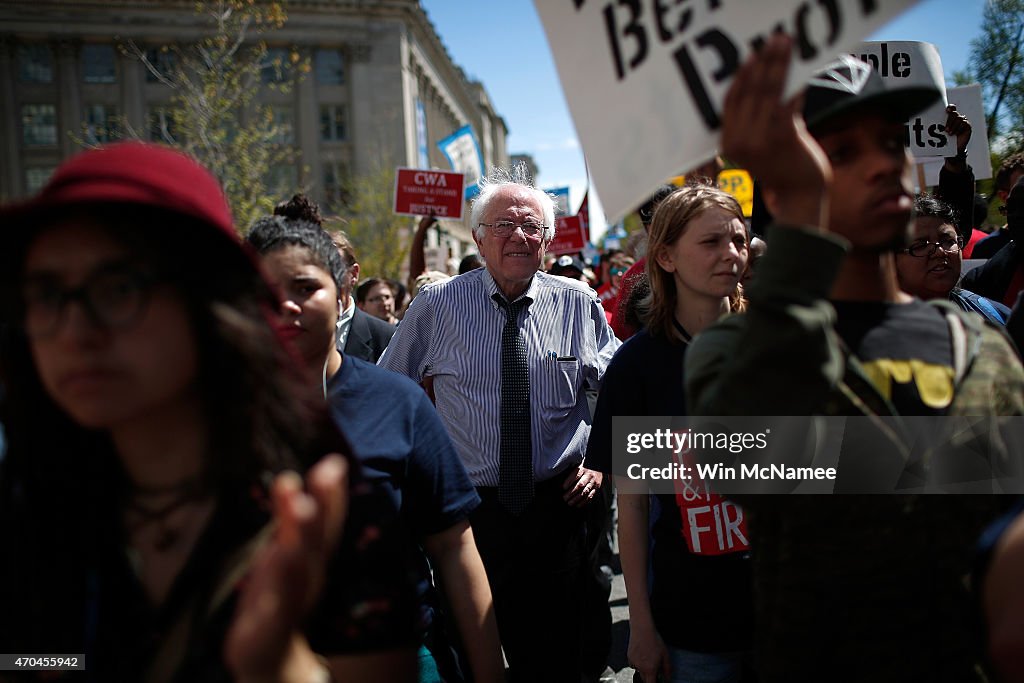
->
[587, 183, 754, 683]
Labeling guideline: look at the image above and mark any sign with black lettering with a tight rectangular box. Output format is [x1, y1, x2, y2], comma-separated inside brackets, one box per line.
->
[393, 168, 466, 219]
[855, 41, 948, 158]
[918, 83, 993, 185]
[535, 0, 920, 222]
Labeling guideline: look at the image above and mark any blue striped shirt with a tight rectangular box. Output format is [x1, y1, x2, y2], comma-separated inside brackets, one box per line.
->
[378, 268, 620, 487]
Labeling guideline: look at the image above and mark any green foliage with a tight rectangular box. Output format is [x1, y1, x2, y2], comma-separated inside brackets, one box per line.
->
[958, 0, 1024, 147]
[123, 0, 306, 231]
[336, 164, 411, 280]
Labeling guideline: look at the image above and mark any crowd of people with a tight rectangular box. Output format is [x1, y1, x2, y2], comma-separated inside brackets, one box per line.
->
[2, 30, 1024, 683]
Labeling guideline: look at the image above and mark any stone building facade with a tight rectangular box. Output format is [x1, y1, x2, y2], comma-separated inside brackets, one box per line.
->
[0, 0, 508, 255]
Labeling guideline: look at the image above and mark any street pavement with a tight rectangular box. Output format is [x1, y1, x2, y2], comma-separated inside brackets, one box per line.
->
[606, 556, 636, 682]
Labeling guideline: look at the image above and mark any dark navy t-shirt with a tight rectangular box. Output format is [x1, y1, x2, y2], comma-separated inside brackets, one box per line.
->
[587, 329, 754, 652]
[326, 354, 480, 538]
[327, 354, 480, 633]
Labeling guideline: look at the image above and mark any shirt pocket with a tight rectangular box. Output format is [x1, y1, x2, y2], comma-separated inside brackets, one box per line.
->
[540, 358, 579, 412]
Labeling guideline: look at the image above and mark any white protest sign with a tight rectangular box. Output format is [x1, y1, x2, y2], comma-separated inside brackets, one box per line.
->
[855, 41, 948, 158]
[535, 0, 921, 222]
[918, 84, 993, 185]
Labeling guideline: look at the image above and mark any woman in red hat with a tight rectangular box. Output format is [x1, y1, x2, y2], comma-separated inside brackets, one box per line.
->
[0, 142, 417, 682]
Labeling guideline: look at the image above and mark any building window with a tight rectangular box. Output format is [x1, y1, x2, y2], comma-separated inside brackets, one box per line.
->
[271, 106, 294, 144]
[144, 48, 177, 83]
[25, 167, 56, 194]
[85, 104, 121, 143]
[148, 106, 179, 143]
[82, 45, 116, 84]
[323, 161, 349, 208]
[262, 47, 293, 84]
[314, 49, 344, 85]
[267, 164, 299, 197]
[320, 105, 346, 142]
[17, 44, 54, 83]
[22, 104, 58, 146]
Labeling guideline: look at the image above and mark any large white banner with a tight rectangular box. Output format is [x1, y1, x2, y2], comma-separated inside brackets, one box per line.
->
[855, 41, 948, 159]
[536, 0, 920, 222]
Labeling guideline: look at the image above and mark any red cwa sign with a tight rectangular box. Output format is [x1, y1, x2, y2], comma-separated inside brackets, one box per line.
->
[393, 167, 466, 219]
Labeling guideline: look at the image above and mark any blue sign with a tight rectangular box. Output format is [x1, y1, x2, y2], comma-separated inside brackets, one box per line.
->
[438, 125, 484, 199]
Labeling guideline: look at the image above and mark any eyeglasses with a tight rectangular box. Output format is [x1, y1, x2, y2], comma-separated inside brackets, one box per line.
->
[903, 235, 964, 258]
[478, 220, 548, 238]
[21, 264, 158, 339]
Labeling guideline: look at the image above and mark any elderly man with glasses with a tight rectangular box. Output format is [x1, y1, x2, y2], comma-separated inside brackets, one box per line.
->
[379, 165, 619, 682]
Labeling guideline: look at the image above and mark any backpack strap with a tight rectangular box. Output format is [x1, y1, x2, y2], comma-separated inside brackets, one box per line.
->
[944, 309, 969, 386]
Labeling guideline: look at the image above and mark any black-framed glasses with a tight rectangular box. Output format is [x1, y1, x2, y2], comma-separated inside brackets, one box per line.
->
[478, 220, 548, 238]
[21, 264, 159, 338]
[903, 235, 964, 258]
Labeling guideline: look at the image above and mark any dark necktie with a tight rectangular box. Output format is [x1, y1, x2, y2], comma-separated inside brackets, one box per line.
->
[495, 295, 534, 515]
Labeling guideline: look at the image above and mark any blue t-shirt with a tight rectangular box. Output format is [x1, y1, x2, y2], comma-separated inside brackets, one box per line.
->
[327, 354, 480, 538]
[327, 355, 480, 635]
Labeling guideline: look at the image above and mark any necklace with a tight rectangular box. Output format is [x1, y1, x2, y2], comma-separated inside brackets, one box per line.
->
[123, 479, 209, 553]
[672, 318, 693, 344]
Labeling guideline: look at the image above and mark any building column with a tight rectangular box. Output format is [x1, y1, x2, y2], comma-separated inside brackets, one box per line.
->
[347, 42, 373, 175]
[55, 39, 81, 157]
[0, 36, 21, 198]
[295, 46, 319, 193]
[120, 49, 145, 134]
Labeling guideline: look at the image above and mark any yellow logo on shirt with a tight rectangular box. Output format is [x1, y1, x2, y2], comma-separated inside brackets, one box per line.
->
[860, 359, 955, 409]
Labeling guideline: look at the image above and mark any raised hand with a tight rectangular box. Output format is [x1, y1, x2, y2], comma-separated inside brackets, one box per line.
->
[944, 104, 972, 155]
[225, 455, 349, 683]
[720, 33, 832, 230]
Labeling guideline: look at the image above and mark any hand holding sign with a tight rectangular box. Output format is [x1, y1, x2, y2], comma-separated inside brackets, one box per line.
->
[944, 104, 972, 157]
[721, 34, 830, 230]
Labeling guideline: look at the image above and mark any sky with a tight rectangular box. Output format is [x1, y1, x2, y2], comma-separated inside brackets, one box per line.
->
[419, 0, 988, 239]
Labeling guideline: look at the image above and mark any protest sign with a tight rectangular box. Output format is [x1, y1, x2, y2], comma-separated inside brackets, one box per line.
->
[577, 191, 592, 240]
[855, 41, 948, 158]
[438, 125, 484, 199]
[917, 84, 993, 186]
[535, 0, 920, 222]
[718, 169, 753, 217]
[393, 168, 465, 219]
[548, 215, 587, 255]
[546, 186, 572, 217]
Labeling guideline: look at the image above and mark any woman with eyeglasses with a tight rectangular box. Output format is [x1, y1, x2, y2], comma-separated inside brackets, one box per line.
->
[896, 194, 1011, 325]
[587, 184, 754, 683]
[0, 142, 419, 682]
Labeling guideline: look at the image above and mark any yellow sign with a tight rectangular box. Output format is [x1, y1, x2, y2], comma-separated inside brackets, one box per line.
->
[717, 169, 753, 217]
[667, 170, 753, 217]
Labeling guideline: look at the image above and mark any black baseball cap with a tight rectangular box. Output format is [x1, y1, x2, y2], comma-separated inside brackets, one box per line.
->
[802, 55, 941, 133]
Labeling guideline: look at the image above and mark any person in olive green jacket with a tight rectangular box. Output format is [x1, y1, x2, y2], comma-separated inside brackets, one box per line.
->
[685, 36, 1024, 683]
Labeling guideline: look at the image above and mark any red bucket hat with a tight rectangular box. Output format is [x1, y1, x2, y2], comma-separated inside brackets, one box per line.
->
[1, 141, 235, 238]
[0, 142, 279, 327]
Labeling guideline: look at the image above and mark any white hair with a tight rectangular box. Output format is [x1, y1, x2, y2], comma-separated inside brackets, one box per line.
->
[470, 163, 557, 242]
